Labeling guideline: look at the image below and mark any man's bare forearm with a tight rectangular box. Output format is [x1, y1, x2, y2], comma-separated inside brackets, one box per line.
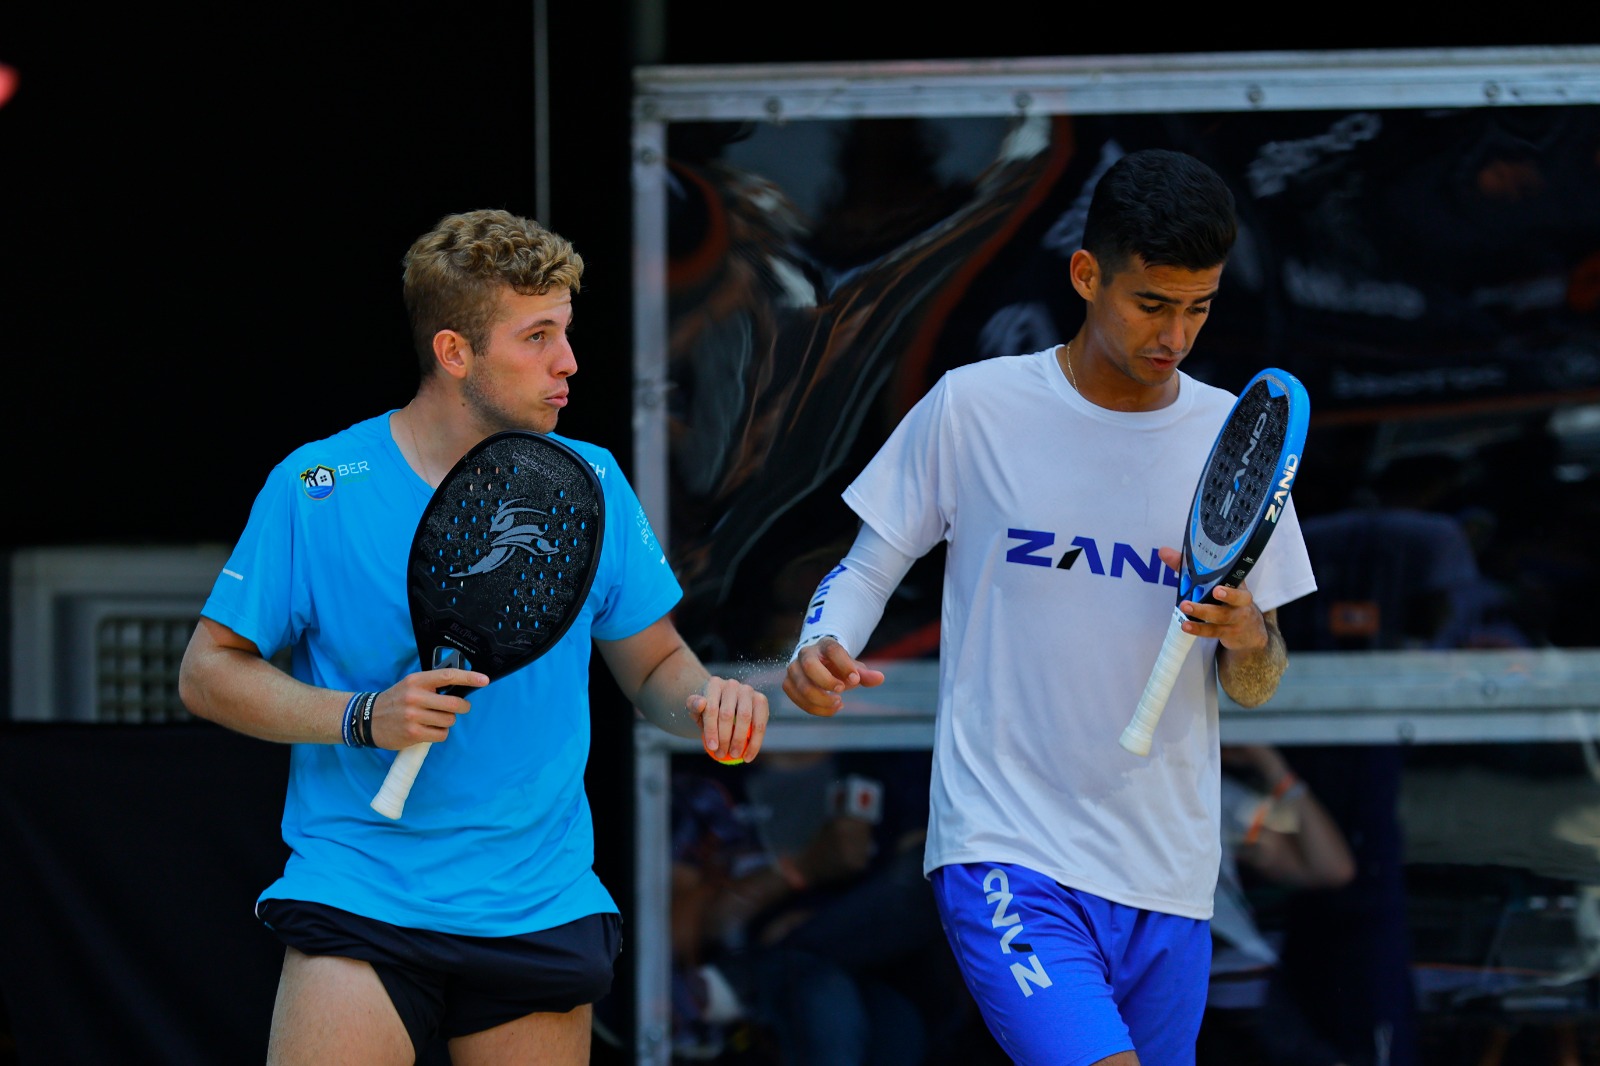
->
[178, 620, 345, 743]
[631, 644, 709, 740]
[1217, 615, 1288, 708]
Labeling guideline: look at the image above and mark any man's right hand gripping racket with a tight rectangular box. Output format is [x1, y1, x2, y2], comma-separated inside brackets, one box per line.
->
[370, 430, 605, 820]
[1119, 368, 1310, 757]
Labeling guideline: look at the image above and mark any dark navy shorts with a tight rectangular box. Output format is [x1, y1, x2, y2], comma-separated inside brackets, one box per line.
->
[931, 862, 1210, 1066]
[257, 898, 622, 1054]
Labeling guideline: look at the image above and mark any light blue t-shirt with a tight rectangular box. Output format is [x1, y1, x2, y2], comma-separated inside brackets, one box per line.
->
[201, 412, 682, 936]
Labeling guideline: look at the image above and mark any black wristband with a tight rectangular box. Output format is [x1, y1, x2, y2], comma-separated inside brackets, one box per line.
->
[343, 691, 379, 749]
[356, 691, 378, 748]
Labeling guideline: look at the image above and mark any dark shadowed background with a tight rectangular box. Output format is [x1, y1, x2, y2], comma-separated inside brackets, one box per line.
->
[0, 4, 1592, 1063]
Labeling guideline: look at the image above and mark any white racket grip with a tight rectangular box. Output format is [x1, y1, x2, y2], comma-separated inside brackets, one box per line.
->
[371, 741, 432, 820]
[1120, 608, 1198, 756]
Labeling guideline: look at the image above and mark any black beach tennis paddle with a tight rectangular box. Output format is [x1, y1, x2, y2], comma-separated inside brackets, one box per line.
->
[371, 430, 605, 819]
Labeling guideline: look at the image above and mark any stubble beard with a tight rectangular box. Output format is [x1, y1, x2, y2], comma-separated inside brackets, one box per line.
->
[462, 372, 559, 436]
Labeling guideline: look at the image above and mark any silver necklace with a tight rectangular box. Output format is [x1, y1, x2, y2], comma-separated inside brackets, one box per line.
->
[405, 410, 435, 486]
[1063, 340, 1079, 392]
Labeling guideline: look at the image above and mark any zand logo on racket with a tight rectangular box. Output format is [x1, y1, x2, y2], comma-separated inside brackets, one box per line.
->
[1265, 454, 1300, 523]
[1219, 411, 1269, 519]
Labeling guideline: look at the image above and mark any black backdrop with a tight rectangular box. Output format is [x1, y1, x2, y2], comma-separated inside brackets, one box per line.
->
[0, 4, 1590, 1063]
[0, 725, 287, 1065]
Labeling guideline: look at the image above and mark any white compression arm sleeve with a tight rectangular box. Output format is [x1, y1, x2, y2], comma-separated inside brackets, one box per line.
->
[791, 522, 918, 661]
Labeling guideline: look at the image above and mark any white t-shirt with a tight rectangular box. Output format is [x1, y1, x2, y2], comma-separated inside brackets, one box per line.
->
[843, 348, 1318, 919]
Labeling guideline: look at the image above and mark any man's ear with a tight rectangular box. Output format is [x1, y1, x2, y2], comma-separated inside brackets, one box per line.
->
[431, 330, 471, 380]
[1069, 249, 1098, 302]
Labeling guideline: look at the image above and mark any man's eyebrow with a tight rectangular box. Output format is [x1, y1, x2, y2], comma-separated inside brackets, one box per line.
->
[1131, 288, 1218, 305]
[520, 311, 571, 332]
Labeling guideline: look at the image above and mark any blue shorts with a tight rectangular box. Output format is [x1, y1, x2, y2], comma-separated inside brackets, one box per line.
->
[257, 898, 621, 1055]
[931, 863, 1210, 1066]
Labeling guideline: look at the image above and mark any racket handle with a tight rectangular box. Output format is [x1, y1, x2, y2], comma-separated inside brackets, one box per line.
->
[1120, 608, 1198, 756]
[371, 742, 432, 820]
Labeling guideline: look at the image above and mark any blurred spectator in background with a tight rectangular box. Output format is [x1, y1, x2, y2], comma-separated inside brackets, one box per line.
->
[1272, 453, 1489, 1066]
[645, 750, 978, 1066]
[1199, 744, 1357, 1066]
[1280, 451, 1521, 654]
[1448, 416, 1599, 650]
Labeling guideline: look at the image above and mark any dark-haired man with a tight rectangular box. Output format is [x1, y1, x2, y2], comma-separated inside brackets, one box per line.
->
[783, 150, 1317, 1065]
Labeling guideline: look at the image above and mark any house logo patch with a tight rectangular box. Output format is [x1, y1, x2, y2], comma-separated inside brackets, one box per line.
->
[300, 465, 336, 500]
[298, 459, 373, 500]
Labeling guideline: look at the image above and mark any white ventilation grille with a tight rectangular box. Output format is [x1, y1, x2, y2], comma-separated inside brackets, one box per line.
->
[94, 612, 205, 723]
[8, 546, 232, 722]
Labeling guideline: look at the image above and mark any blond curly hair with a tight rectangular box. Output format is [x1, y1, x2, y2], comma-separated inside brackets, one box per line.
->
[402, 209, 584, 378]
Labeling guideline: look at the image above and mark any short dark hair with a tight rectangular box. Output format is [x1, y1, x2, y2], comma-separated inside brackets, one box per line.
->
[1081, 149, 1237, 279]
[402, 209, 584, 378]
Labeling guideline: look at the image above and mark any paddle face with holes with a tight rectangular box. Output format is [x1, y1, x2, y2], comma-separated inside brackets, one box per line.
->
[371, 430, 605, 819]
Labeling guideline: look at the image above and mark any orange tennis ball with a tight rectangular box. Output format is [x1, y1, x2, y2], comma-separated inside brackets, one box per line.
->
[703, 721, 753, 765]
